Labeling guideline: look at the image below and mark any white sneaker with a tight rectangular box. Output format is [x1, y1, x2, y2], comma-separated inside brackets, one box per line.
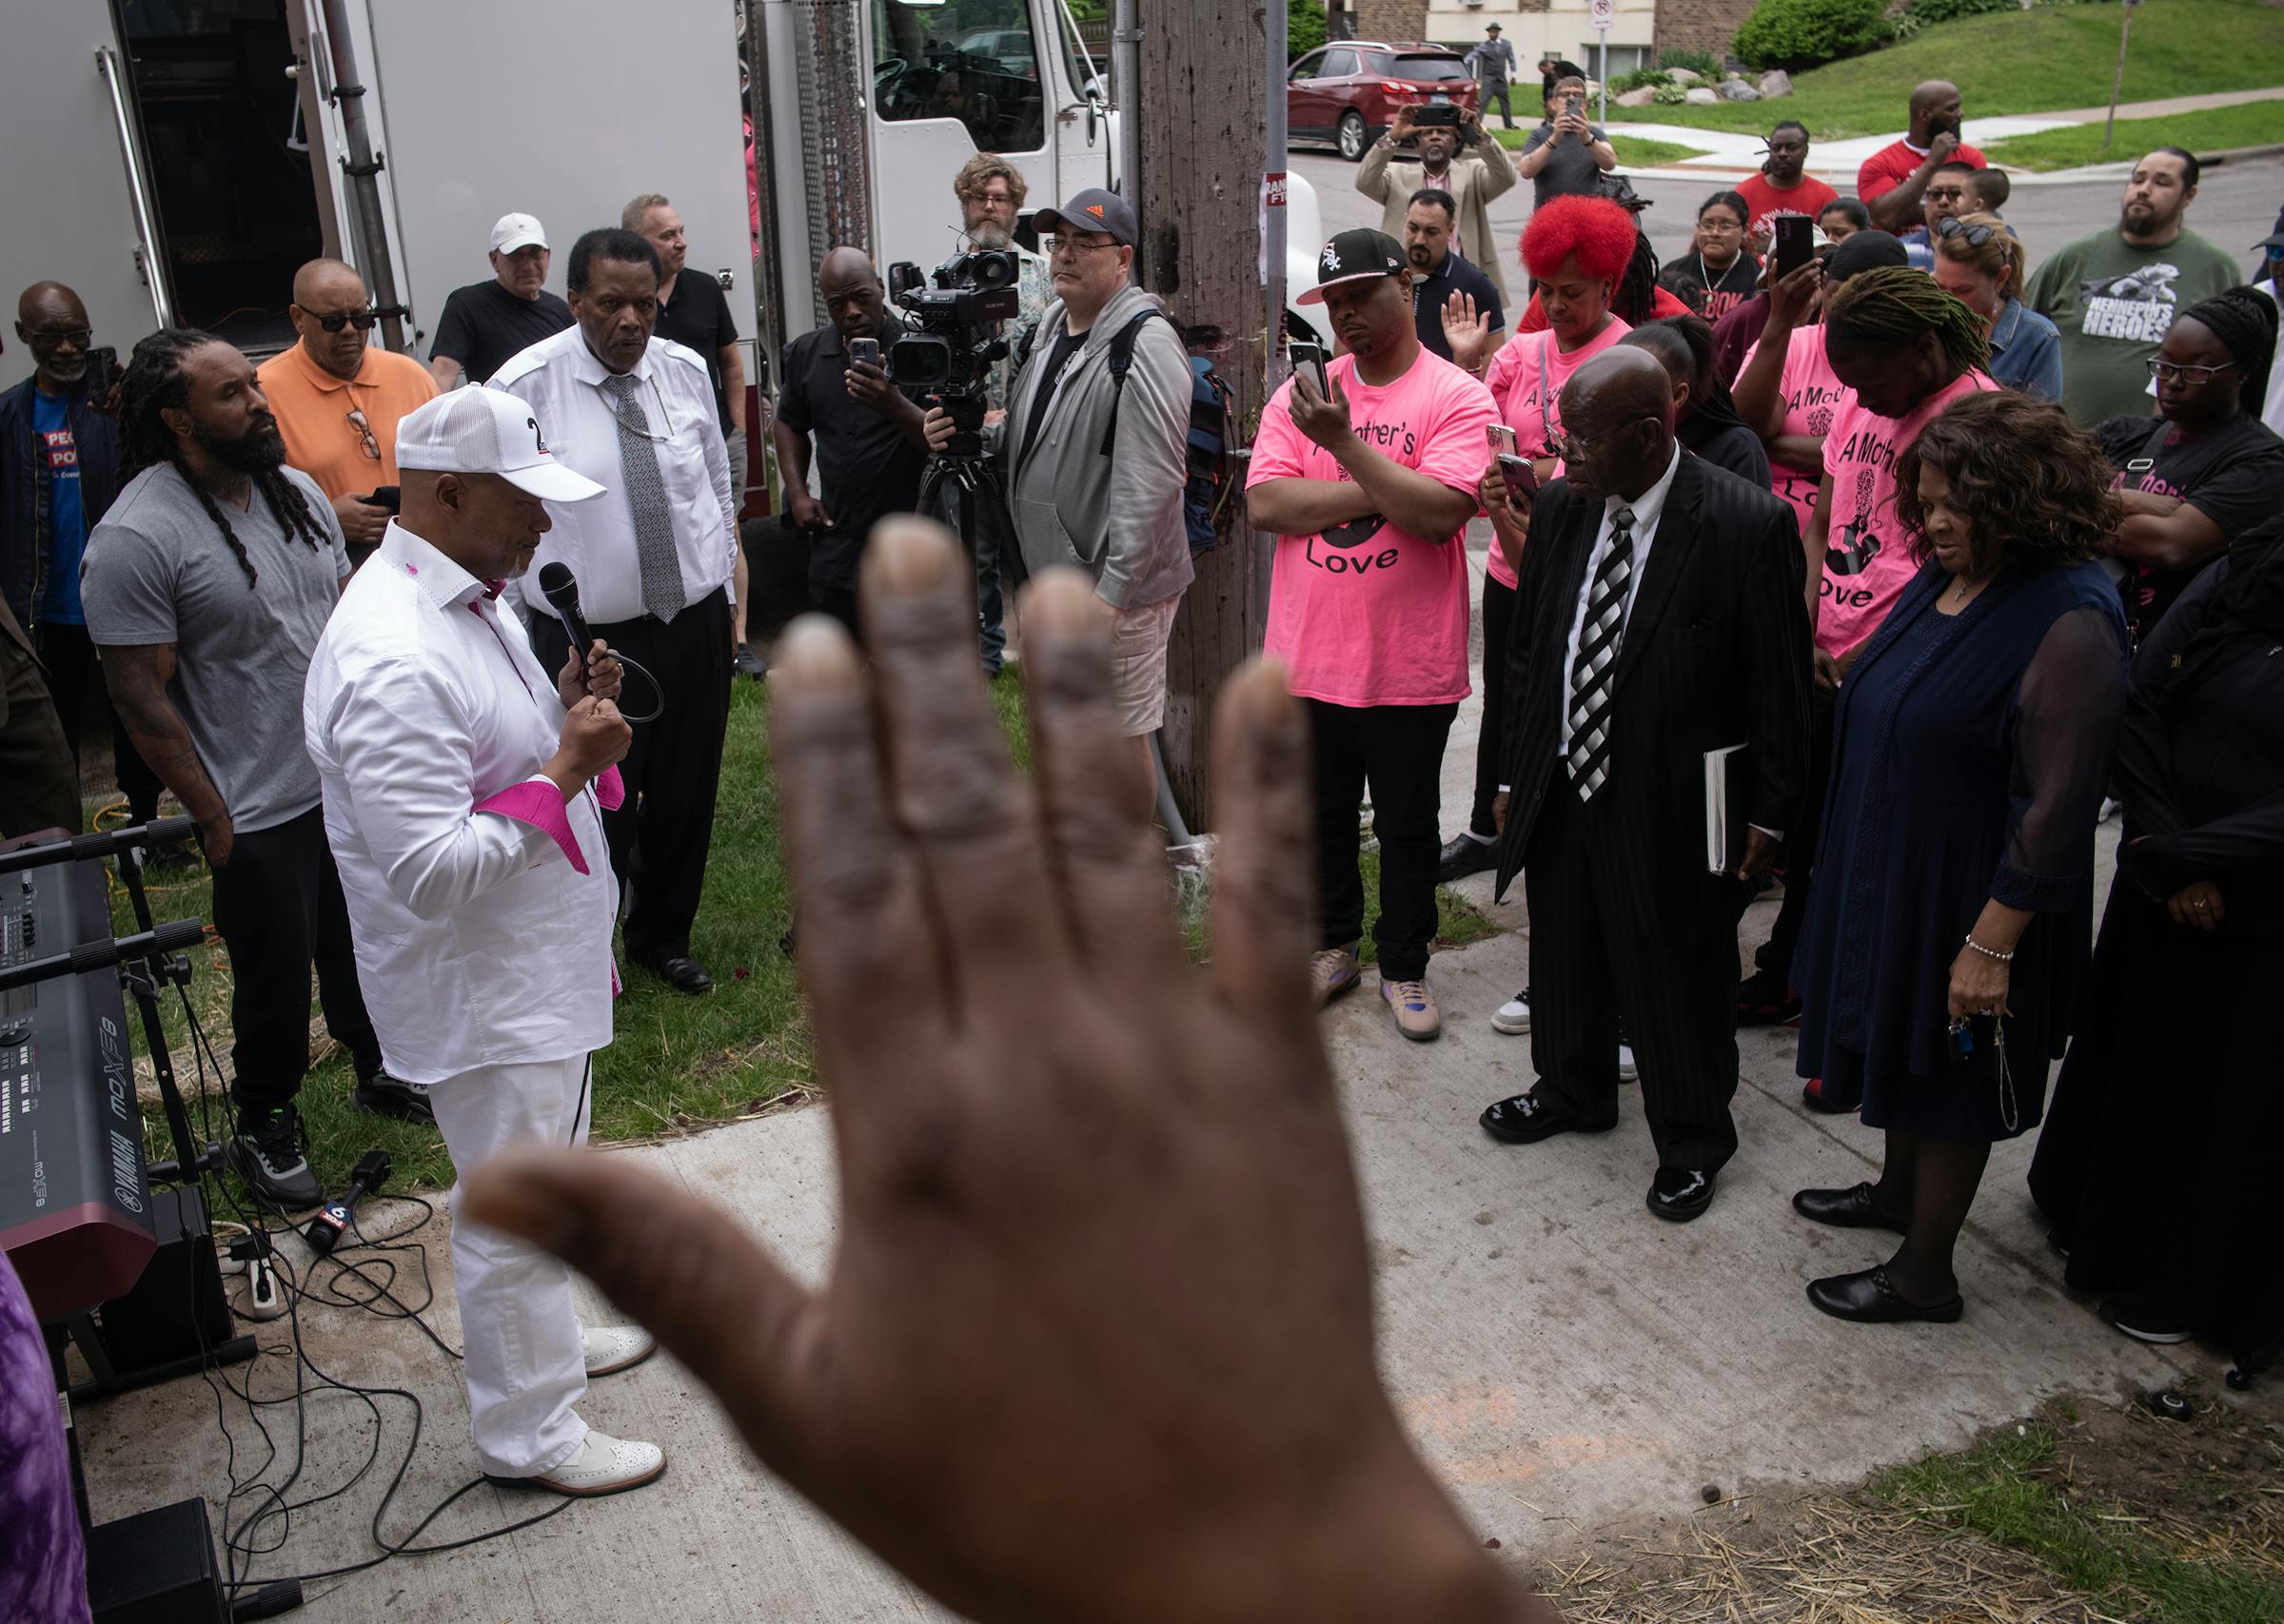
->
[582, 1323, 658, 1377]
[1491, 988, 1531, 1035]
[493, 1429, 666, 1497]
[1618, 1039, 1638, 1083]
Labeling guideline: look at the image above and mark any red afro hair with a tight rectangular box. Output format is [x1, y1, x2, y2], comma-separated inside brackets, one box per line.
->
[1520, 195, 1638, 283]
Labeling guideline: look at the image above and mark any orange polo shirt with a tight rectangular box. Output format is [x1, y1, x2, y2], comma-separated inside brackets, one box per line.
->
[256, 341, 438, 502]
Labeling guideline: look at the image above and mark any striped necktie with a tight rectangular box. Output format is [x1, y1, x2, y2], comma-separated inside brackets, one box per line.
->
[1565, 506, 1636, 799]
[601, 372, 687, 623]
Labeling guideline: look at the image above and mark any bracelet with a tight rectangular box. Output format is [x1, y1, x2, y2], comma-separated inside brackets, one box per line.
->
[1963, 933, 2015, 964]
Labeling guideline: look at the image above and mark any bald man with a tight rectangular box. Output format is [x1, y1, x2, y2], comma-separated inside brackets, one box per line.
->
[1478, 347, 1810, 1224]
[1857, 81, 1988, 238]
[257, 258, 438, 561]
[772, 245, 931, 634]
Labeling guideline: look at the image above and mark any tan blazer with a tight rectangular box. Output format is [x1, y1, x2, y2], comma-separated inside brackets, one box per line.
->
[1355, 138, 1521, 305]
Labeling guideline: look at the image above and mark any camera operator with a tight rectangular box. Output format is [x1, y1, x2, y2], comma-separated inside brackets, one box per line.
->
[949, 155, 1052, 675]
[1357, 104, 1518, 307]
[773, 247, 931, 637]
[922, 190, 1192, 792]
[1518, 75, 1618, 212]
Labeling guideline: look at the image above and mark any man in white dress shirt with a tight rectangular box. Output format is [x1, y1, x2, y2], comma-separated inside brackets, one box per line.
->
[304, 387, 668, 1497]
[491, 227, 738, 995]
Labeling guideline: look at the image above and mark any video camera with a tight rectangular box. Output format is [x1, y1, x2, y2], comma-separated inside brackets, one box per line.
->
[885, 248, 1022, 448]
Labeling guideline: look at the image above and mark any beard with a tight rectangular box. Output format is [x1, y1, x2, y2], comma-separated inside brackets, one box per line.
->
[967, 218, 1013, 249]
[42, 353, 89, 384]
[1407, 243, 1436, 269]
[195, 414, 286, 476]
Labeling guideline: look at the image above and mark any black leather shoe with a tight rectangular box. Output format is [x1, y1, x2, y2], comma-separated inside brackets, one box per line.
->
[1478, 1090, 1608, 1145]
[1435, 832, 1499, 883]
[640, 954, 715, 995]
[1792, 1182, 1910, 1234]
[1646, 1165, 1716, 1222]
[1735, 969, 1801, 1027]
[1807, 1265, 1963, 1324]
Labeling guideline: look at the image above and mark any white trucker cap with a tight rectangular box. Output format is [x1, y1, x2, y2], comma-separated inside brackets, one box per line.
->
[395, 388, 604, 502]
[489, 212, 549, 254]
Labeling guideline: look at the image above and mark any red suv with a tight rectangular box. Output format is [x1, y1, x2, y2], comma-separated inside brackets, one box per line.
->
[1286, 41, 1479, 162]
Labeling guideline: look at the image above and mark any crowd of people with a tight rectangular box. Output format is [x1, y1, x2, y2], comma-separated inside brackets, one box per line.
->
[1, 66, 2281, 1619]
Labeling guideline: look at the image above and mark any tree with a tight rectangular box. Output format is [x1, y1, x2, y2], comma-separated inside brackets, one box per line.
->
[1290, 0, 1327, 60]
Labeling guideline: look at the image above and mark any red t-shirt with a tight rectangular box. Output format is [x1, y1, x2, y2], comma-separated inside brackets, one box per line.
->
[1856, 139, 1986, 204]
[1251, 349, 1498, 708]
[1517, 284, 1689, 335]
[1733, 172, 1841, 243]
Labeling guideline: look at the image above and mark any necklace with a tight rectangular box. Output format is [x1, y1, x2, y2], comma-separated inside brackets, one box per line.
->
[1696, 252, 1735, 296]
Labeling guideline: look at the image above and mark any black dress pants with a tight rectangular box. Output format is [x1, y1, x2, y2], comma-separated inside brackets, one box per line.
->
[532, 589, 732, 962]
[38, 621, 162, 822]
[208, 806, 382, 1114]
[1749, 690, 1833, 990]
[1524, 779, 1746, 1172]
[1467, 575, 1516, 840]
[1309, 698, 1458, 985]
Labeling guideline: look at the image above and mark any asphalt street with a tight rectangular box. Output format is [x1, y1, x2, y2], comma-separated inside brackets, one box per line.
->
[1292, 148, 2284, 285]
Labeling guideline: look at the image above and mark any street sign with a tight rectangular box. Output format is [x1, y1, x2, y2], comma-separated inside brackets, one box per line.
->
[1590, 0, 1615, 29]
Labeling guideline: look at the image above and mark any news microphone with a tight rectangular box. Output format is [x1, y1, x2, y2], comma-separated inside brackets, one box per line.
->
[305, 1148, 391, 1256]
[538, 560, 597, 675]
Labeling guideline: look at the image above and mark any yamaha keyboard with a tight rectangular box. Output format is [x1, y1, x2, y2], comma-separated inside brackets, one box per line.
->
[0, 836, 172, 1318]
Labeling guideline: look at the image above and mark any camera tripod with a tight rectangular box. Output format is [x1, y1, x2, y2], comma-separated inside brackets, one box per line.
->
[915, 391, 1029, 597]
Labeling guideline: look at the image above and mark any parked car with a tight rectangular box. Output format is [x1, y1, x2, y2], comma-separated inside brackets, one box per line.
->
[1286, 41, 1478, 162]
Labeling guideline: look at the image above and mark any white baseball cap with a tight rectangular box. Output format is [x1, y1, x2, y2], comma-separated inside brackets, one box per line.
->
[395, 388, 604, 503]
[488, 212, 549, 255]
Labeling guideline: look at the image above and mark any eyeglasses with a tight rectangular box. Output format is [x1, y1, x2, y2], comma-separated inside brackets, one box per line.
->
[595, 371, 679, 442]
[313, 309, 378, 333]
[345, 405, 382, 460]
[1935, 216, 2001, 248]
[25, 326, 91, 347]
[1042, 235, 1120, 258]
[2146, 358, 2238, 384]
[1557, 417, 1652, 460]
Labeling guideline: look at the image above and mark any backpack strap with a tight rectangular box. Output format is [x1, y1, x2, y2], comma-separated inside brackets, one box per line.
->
[1097, 307, 1178, 458]
[1012, 318, 1042, 373]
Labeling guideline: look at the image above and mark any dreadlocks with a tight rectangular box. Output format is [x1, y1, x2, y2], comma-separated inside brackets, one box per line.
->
[1823, 265, 1989, 377]
[117, 328, 332, 589]
[1614, 231, 1661, 326]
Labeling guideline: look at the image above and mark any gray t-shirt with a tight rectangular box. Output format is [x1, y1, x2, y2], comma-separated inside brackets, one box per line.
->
[1522, 120, 1608, 210]
[81, 463, 348, 832]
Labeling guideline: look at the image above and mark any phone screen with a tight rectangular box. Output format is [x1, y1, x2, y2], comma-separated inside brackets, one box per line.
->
[1566, 93, 1583, 116]
[1771, 215, 1814, 283]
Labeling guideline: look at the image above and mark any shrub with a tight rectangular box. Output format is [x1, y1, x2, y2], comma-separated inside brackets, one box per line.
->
[1731, 0, 1893, 72]
[1657, 46, 1723, 77]
[1653, 84, 1690, 106]
[1611, 67, 1674, 93]
[1906, 0, 2017, 21]
[1289, 0, 1326, 60]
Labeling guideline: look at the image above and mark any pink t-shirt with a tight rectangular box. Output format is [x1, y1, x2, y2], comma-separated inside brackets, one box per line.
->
[1817, 369, 1999, 658]
[1478, 317, 1631, 587]
[1738, 323, 1845, 534]
[1251, 348, 1497, 708]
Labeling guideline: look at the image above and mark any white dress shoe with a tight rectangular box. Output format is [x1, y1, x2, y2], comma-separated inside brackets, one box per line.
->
[582, 1323, 658, 1377]
[491, 1430, 666, 1497]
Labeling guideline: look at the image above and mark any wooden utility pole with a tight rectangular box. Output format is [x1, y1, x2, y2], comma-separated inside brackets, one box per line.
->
[1132, 0, 1273, 832]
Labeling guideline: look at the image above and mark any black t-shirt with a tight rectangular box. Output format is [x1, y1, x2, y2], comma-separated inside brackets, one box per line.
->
[655, 270, 741, 430]
[778, 315, 927, 591]
[1658, 254, 1762, 322]
[429, 280, 574, 385]
[2098, 410, 2284, 642]
[1412, 249, 1506, 362]
[1019, 325, 1087, 471]
[1680, 417, 1772, 490]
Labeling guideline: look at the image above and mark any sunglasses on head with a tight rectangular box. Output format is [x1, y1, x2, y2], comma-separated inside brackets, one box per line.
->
[312, 309, 378, 333]
[1935, 216, 2001, 248]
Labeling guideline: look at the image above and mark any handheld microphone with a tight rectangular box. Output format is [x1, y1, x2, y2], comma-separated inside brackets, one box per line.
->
[305, 1148, 391, 1257]
[538, 560, 597, 676]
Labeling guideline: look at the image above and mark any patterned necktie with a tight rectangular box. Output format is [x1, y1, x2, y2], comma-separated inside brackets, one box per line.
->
[1565, 506, 1636, 799]
[601, 372, 686, 622]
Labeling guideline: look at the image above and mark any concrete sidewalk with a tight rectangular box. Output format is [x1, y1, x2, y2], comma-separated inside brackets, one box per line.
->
[71, 528, 2250, 1621]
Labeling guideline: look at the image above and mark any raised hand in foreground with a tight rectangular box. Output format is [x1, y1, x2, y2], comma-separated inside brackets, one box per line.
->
[465, 519, 1552, 1624]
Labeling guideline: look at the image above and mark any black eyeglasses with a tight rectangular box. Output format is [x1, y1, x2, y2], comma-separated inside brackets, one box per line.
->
[2146, 358, 2237, 385]
[25, 326, 91, 347]
[1935, 217, 2001, 248]
[313, 309, 379, 333]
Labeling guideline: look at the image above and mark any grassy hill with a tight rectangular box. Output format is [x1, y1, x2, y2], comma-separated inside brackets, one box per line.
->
[1640, 0, 2284, 139]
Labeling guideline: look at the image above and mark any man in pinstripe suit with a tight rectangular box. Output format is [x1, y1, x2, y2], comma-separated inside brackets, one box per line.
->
[1477, 348, 1811, 1222]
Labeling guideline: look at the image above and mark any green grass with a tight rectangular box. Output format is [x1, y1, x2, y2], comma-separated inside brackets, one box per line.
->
[1635, 0, 2284, 139]
[1981, 97, 2284, 170]
[121, 672, 1494, 1195]
[1877, 1422, 2284, 1623]
[1490, 128, 1709, 166]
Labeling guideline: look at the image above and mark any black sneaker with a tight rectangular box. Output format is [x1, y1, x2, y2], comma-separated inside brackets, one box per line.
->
[1736, 968, 1802, 1026]
[734, 642, 765, 679]
[2098, 1292, 2194, 1344]
[354, 1067, 435, 1124]
[226, 1106, 324, 1210]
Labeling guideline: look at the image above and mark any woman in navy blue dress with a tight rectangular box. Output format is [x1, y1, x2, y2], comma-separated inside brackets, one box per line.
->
[1790, 392, 2129, 1324]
